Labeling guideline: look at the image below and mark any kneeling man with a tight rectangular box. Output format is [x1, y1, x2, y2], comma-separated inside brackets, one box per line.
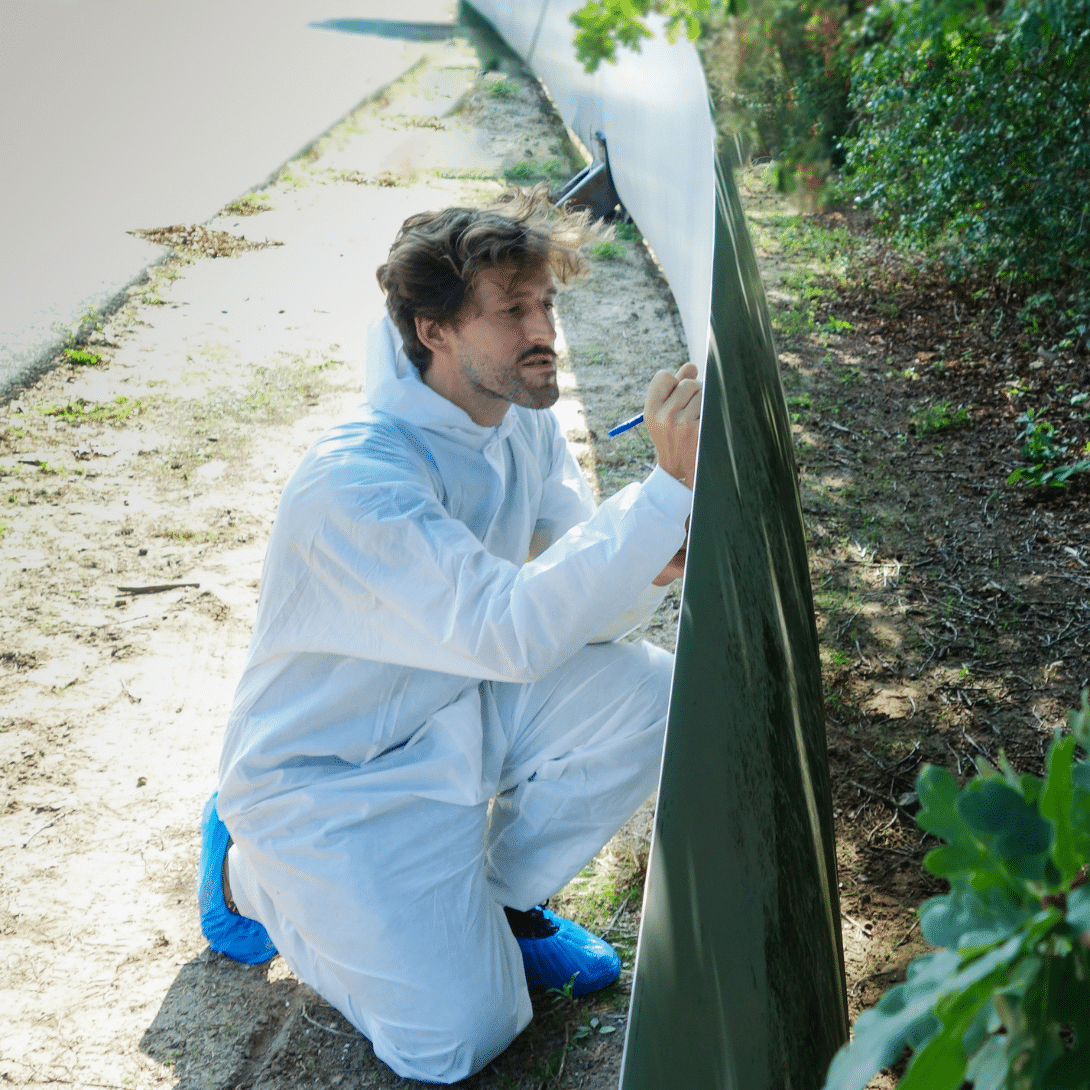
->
[197, 189, 700, 1083]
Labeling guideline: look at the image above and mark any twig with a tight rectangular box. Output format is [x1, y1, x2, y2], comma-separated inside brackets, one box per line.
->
[892, 741, 922, 770]
[837, 608, 863, 639]
[867, 811, 899, 844]
[22, 809, 70, 848]
[945, 738, 965, 778]
[0, 1055, 122, 1088]
[849, 779, 916, 817]
[820, 418, 863, 440]
[120, 679, 141, 704]
[600, 895, 631, 939]
[895, 919, 920, 948]
[554, 1024, 570, 1088]
[868, 843, 925, 859]
[841, 912, 873, 939]
[116, 582, 200, 595]
[300, 1004, 356, 1037]
[960, 728, 990, 760]
[861, 747, 889, 771]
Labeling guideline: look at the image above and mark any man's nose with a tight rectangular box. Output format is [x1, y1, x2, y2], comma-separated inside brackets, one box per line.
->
[525, 303, 556, 344]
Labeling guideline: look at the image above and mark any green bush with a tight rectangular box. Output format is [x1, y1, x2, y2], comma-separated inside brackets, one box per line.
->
[572, 1, 857, 193]
[824, 690, 1090, 1090]
[1007, 409, 1090, 488]
[840, 0, 1090, 299]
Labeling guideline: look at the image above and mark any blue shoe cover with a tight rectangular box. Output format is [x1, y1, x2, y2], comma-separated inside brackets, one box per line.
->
[198, 793, 277, 964]
[514, 907, 621, 996]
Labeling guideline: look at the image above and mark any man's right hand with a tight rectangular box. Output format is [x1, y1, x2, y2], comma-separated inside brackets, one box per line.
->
[644, 363, 701, 490]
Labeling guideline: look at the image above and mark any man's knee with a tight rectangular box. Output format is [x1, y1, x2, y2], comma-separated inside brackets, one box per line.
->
[369, 990, 530, 1083]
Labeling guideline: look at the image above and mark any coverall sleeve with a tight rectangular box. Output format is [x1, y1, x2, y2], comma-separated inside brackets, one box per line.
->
[274, 441, 689, 685]
[531, 430, 675, 644]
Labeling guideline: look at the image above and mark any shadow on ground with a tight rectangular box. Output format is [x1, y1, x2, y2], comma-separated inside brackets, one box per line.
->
[141, 949, 626, 1089]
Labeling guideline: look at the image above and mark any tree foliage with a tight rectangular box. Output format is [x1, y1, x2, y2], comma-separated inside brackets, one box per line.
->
[841, 0, 1090, 297]
[571, 0, 1090, 341]
[570, 0, 724, 72]
[823, 690, 1090, 1090]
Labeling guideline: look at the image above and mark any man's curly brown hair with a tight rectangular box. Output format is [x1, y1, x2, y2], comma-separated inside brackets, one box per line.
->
[376, 186, 600, 372]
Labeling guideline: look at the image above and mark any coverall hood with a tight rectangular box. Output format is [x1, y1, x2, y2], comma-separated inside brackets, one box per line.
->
[365, 313, 518, 449]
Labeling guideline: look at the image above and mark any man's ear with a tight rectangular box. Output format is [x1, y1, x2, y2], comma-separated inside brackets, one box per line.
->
[415, 315, 448, 357]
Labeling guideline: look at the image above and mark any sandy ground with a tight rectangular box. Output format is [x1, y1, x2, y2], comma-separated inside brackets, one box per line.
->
[0, 40, 703, 1090]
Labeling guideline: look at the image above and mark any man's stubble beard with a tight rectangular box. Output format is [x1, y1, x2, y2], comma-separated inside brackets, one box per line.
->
[462, 346, 560, 413]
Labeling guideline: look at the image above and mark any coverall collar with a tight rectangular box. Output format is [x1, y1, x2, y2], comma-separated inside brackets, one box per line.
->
[366, 314, 518, 449]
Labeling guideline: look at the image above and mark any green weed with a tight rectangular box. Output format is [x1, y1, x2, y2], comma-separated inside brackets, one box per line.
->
[44, 396, 149, 426]
[590, 240, 627, 261]
[787, 392, 812, 423]
[63, 348, 102, 366]
[435, 167, 496, 181]
[488, 78, 519, 98]
[156, 528, 220, 544]
[1006, 407, 1090, 487]
[579, 345, 610, 365]
[506, 158, 565, 181]
[572, 1015, 618, 1042]
[911, 400, 971, 437]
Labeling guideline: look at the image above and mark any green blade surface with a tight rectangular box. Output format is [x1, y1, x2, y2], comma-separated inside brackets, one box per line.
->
[619, 154, 848, 1090]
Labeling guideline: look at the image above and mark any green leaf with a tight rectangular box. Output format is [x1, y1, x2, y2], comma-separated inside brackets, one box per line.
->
[916, 765, 964, 842]
[962, 1031, 1009, 1090]
[1044, 1046, 1090, 1089]
[957, 780, 1053, 860]
[822, 951, 956, 1090]
[1040, 734, 1081, 881]
[919, 887, 1031, 949]
[823, 936, 1025, 1090]
[898, 966, 1003, 1090]
[1069, 689, 1090, 749]
[923, 842, 994, 881]
[1067, 885, 1090, 933]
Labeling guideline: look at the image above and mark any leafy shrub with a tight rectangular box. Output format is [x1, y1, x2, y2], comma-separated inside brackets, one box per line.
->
[824, 690, 1090, 1090]
[841, 0, 1090, 299]
[1007, 409, 1090, 488]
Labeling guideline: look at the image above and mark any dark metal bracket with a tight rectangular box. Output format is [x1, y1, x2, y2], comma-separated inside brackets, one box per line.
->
[553, 131, 625, 221]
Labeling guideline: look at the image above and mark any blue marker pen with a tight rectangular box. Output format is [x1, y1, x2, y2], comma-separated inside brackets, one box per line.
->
[607, 413, 643, 437]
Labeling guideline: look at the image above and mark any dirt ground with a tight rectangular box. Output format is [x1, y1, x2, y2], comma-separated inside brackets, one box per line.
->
[2, 27, 1088, 1090]
[739, 164, 1089, 1085]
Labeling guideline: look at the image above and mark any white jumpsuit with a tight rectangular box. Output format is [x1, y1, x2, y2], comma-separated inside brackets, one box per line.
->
[216, 316, 692, 1082]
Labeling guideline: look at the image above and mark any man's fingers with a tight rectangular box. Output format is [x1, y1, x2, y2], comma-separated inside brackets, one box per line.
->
[645, 367, 702, 419]
[644, 365, 702, 489]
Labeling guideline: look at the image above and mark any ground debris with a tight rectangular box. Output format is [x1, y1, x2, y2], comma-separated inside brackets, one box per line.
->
[129, 224, 283, 257]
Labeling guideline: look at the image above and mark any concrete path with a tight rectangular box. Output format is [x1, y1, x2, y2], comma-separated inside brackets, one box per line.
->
[0, 0, 458, 396]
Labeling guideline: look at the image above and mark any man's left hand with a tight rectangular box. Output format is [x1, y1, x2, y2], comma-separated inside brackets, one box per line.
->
[652, 543, 687, 586]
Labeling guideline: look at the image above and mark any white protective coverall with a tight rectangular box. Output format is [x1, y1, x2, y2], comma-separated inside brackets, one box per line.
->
[216, 315, 692, 1082]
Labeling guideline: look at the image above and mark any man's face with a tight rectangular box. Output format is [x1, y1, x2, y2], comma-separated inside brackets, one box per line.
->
[422, 263, 559, 427]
